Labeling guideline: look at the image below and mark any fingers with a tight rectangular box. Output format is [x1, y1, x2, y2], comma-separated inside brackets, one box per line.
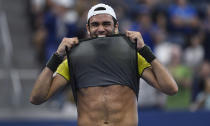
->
[125, 31, 145, 49]
[126, 31, 140, 43]
[56, 37, 79, 56]
[64, 37, 79, 50]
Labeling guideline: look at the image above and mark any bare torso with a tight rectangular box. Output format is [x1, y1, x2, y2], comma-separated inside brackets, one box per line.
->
[77, 85, 138, 126]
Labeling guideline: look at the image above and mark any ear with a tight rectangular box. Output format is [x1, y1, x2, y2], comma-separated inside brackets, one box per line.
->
[86, 24, 90, 36]
[114, 23, 119, 34]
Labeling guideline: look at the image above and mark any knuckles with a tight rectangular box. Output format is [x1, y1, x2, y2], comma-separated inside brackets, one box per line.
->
[62, 37, 78, 44]
[126, 31, 141, 37]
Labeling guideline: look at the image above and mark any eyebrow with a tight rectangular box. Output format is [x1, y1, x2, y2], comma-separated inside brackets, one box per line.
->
[103, 21, 111, 24]
[90, 22, 99, 26]
[90, 21, 112, 25]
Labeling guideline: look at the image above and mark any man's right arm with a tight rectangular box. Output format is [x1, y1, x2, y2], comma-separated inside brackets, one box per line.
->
[30, 67, 67, 105]
[30, 37, 79, 105]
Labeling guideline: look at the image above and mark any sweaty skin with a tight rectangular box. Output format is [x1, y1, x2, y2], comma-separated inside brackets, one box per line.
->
[30, 14, 178, 126]
[77, 85, 138, 126]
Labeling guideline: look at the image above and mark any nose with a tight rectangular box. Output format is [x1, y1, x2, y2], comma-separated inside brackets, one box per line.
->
[97, 25, 105, 33]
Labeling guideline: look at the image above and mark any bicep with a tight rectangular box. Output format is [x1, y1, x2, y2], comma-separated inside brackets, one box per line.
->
[141, 67, 161, 91]
[46, 73, 68, 100]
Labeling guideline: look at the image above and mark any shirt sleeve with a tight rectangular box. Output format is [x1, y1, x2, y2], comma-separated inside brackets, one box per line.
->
[137, 53, 151, 76]
[56, 59, 70, 81]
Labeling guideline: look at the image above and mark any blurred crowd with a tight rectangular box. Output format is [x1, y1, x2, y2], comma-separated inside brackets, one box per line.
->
[27, 0, 210, 111]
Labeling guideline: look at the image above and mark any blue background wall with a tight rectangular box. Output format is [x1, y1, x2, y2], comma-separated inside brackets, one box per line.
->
[1, 110, 209, 126]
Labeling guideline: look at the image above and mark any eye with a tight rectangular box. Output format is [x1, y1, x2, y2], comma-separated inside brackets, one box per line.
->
[90, 22, 99, 27]
[103, 22, 111, 27]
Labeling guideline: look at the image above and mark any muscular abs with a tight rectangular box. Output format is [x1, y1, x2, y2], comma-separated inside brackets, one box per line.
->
[77, 85, 138, 126]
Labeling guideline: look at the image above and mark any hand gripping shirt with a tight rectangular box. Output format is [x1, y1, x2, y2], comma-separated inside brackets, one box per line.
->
[56, 35, 151, 100]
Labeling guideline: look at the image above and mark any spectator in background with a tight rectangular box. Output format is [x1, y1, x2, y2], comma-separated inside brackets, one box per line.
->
[202, 4, 210, 60]
[168, 0, 199, 35]
[152, 11, 168, 33]
[154, 30, 173, 66]
[202, 4, 210, 32]
[29, 0, 51, 65]
[167, 45, 193, 109]
[43, 0, 79, 61]
[29, 0, 47, 30]
[191, 61, 210, 102]
[189, 0, 210, 4]
[153, 12, 173, 65]
[29, 0, 80, 65]
[167, 0, 200, 47]
[130, 9, 155, 50]
[183, 33, 204, 70]
[190, 76, 210, 111]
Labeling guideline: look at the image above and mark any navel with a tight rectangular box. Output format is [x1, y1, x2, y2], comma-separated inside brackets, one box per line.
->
[104, 121, 109, 124]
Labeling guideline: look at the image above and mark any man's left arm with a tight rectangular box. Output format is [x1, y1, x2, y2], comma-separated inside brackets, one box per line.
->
[126, 31, 178, 95]
[141, 60, 178, 95]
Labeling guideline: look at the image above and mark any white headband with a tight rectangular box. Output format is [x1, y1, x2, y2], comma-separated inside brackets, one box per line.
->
[87, 3, 117, 22]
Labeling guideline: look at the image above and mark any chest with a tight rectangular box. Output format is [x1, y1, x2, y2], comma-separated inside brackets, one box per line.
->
[70, 37, 135, 67]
